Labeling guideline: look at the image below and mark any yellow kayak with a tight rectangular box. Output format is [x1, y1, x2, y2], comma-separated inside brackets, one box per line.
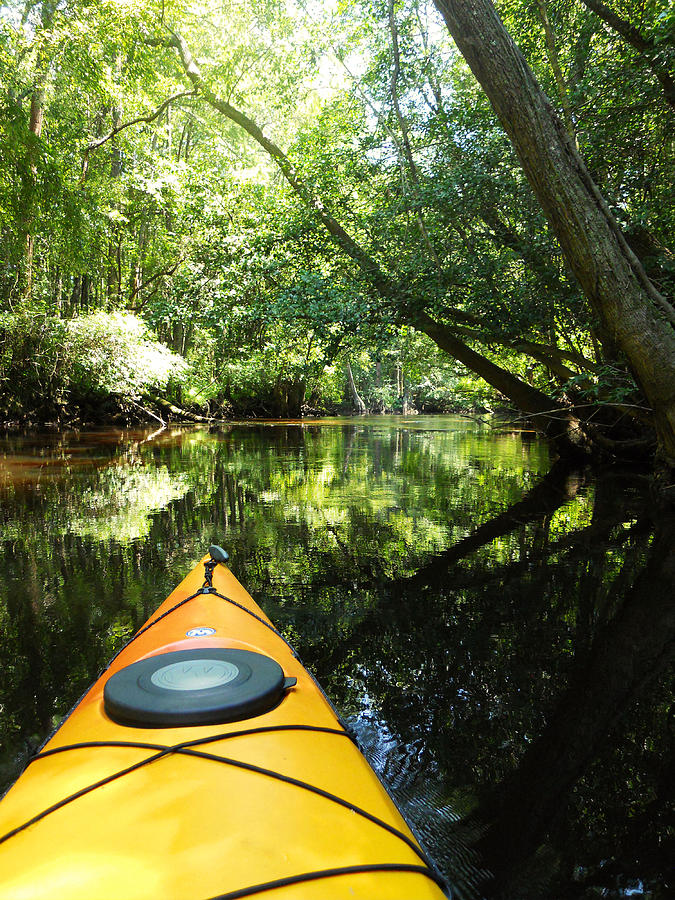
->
[0, 547, 447, 899]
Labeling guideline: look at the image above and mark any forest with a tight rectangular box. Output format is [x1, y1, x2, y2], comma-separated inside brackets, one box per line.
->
[1, 0, 674, 476]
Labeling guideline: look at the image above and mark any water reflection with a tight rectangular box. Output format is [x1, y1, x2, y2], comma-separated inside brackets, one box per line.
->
[0, 418, 671, 898]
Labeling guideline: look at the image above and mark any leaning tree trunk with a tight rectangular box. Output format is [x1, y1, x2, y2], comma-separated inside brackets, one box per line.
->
[418, 312, 588, 453]
[164, 28, 589, 453]
[433, 0, 675, 467]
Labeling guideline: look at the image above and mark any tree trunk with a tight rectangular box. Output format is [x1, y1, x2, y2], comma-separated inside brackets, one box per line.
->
[402, 380, 416, 415]
[70, 275, 81, 314]
[23, 90, 45, 298]
[346, 360, 367, 414]
[108, 56, 123, 306]
[535, 0, 576, 141]
[433, 0, 675, 467]
[21, 0, 56, 300]
[419, 312, 587, 453]
[54, 268, 62, 315]
[80, 274, 89, 310]
[387, 0, 443, 272]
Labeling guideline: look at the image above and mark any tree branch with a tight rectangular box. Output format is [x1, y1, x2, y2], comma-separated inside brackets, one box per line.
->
[579, 0, 657, 54]
[387, 0, 443, 272]
[84, 90, 197, 154]
[536, 0, 577, 141]
[162, 25, 592, 452]
[579, 0, 675, 110]
[128, 257, 183, 309]
[437, 307, 600, 372]
[163, 27, 398, 296]
[448, 323, 580, 379]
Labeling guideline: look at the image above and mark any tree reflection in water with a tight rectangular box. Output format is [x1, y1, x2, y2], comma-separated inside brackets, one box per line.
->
[0, 419, 671, 898]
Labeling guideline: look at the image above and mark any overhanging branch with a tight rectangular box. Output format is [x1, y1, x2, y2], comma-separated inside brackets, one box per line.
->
[128, 257, 183, 309]
[579, 0, 675, 110]
[80, 89, 197, 180]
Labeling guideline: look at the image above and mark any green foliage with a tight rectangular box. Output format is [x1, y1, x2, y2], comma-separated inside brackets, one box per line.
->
[0, 311, 188, 422]
[0, 0, 671, 431]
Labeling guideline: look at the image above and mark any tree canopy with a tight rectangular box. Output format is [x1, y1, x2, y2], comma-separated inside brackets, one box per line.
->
[1, 0, 673, 473]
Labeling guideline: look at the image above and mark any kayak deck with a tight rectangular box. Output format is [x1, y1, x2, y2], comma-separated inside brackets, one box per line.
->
[0, 551, 447, 899]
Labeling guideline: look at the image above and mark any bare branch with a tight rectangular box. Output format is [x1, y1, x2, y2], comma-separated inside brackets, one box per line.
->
[128, 258, 183, 309]
[83, 90, 197, 156]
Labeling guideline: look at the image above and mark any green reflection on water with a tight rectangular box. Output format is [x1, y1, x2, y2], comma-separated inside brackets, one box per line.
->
[0, 418, 671, 899]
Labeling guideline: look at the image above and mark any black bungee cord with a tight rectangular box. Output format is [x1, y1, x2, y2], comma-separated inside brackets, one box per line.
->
[0, 545, 449, 897]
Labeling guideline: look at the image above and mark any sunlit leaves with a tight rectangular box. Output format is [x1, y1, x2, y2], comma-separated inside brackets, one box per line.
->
[0, 0, 671, 424]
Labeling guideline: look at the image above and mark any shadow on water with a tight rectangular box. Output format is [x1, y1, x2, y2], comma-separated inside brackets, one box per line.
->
[0, 418, 672, 897]
[359, 467, 674, 900]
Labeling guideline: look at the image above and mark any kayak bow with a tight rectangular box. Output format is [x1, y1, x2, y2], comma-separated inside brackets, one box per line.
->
[0, 547, 448, 899]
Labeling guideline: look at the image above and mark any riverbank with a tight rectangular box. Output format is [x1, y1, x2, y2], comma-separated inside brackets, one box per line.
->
[0, 312, 496, 434]
[1, 384, 491, 432]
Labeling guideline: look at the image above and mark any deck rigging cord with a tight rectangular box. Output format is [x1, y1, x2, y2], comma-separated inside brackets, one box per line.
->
[0, 727, 430, 866]
[1, 546, 448, 897]
[107, 552, 299, 670]
[203, 864, 447, 898]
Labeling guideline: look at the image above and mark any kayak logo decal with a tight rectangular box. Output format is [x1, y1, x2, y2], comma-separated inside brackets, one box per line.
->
[150, 658, 240, 691]
[186, 626, 217, 637]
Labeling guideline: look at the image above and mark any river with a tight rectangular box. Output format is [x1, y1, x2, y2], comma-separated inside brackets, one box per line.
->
[0, 417, 672, 898]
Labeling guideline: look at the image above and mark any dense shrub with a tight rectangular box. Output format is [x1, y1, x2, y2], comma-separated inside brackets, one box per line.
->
[0, 312, 188, 424]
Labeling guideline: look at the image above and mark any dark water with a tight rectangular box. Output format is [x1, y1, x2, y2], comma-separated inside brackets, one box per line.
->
[0, 418, 672, 898]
